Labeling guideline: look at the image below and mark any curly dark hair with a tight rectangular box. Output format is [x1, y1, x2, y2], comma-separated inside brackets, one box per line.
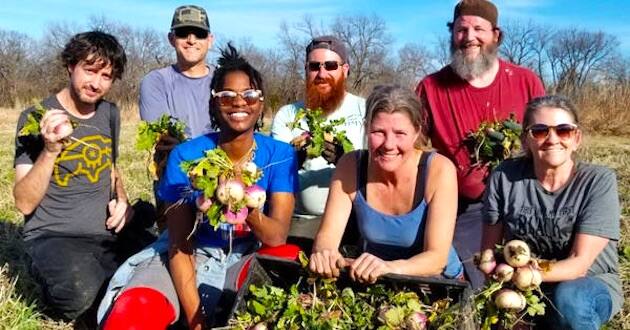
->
[60, 31, 127, 80]
[209, 42, 265, 130]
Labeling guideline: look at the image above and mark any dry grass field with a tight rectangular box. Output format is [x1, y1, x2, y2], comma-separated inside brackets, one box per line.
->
[0, 106, 627, 329]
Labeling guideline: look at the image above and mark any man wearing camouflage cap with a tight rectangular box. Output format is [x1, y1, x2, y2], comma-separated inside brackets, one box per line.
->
[140, 5, 214, 139]
[415, 0, 544, 288]
[271, 35, 366, 224]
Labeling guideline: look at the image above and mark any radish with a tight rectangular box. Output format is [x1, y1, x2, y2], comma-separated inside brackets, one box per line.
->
[405, 311, 427, 330]
[477, 248, 496, 274]
[493, 263, 514, 282]
[54, 121, 73, 138]
[512, 266, 542, 291]
[503, 240, 531, 267]
[245, 185, 266, 209]
[242, 161, 258, 177]
[216, 179, 245, 204]
[494, 289, 526, 311]
[224, 207, 248, 224]
[195, 195, 213, 212]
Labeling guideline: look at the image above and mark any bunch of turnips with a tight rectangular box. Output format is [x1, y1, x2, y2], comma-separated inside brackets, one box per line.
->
[180, 148, 265, 229]
[135, 114, 187, 179]
[287, 108, 354, 160]
[473, 240, 548, 329]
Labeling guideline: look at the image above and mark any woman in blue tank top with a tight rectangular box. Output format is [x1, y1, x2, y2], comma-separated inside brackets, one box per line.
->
[309, 85, 463, 283]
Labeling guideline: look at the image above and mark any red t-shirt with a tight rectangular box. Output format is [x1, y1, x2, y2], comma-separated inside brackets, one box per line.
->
[416, 59, 545, 201]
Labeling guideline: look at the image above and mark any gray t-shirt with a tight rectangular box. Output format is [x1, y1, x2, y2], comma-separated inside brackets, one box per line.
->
[483, 158, 622, 316]
[139, 64, 214, 138]
[14, 96, 119, 240]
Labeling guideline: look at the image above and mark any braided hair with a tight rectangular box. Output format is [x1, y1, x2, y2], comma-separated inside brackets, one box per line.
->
[209, 42, 265, 130]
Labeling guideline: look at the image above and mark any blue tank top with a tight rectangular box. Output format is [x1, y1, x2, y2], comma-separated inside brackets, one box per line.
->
[352, 150, 463, 279]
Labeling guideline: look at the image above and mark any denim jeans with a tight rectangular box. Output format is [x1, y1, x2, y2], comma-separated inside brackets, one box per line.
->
[541, 277, 613, 330]
[24, 235, 120, 320]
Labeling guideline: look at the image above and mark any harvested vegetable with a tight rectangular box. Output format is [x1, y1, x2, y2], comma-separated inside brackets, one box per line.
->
[136, 114, 187, 179]
[180, 148, 263, 230]
[286, 108, 354, 160]
[465, 114, 522, 170]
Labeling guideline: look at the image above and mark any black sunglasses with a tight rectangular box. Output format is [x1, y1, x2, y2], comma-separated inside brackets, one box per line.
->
[173, 27, 208, 39]
[307, 61, 343, 72]
[212, 89, 263, 106]
[527, 123, 578, 141]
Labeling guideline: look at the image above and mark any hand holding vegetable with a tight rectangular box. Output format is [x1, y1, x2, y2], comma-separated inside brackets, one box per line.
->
[106, 197, 133, 233]
[39, 109, 74, 154]
[321, 135, 346, 165]
[136, 114, 187, 180]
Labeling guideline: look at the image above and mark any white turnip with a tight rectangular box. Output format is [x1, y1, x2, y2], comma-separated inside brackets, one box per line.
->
[405, 311, 427, 330]
[216, 179, 245, 204]
[54, 121, 73, 138]
[242, 161, 258, 177]
[512, 266, 542, 291]
[493, 263, 514, 282]
[494, 289, 526, 311]
[244, 185, 266, 209]
[224, 207, 248, 225]
[503, 240, 531, 267]
[477, 248, 497, 274]
[249, 322, 267, 330]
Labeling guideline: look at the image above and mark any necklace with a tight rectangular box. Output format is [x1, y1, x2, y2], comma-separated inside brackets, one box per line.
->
[226, 140, 257, 169]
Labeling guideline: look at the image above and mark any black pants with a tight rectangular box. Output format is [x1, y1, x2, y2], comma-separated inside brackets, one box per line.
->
[452, 201, 486, 289]
[24, 235, 121, 321]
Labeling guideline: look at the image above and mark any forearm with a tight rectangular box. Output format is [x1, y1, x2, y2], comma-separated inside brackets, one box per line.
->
[112, 168, 128, 202]
[13, 151, 57, 214]
[169, 250, 204, 329]
[246, 208, 288, 246]
[541, 253, 590, 282]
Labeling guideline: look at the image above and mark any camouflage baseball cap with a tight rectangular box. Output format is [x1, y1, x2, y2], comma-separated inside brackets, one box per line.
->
[171, 5, 210, 31]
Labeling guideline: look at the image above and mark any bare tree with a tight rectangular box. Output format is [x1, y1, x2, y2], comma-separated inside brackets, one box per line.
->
[500, 19, 538, 67]
[548, 29, 619, 95]
[331, 14, 392, 94]
[396, 43, 436, 89]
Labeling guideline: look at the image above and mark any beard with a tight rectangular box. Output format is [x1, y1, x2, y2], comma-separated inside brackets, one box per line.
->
[450, 41, 498, 80]
[305, 75, 346, 114]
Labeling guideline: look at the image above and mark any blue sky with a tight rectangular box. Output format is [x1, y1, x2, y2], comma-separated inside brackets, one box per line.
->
[1, 0, 629, 54]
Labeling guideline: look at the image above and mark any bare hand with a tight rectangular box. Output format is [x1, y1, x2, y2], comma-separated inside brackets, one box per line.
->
[40, 109, 73, 154]
[348, 253, 393, 284]
[321, 140, 344, 165]
[155, 134, 180, 152]
[309, 249, 348, 278]
[106, 198, 133, 233]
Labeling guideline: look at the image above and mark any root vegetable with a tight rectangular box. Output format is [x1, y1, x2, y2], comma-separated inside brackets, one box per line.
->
[494, 289, 526, 311]
[216, 179, 245, 204]
[405, 311, 427, 330]
[224, 207, 248, 225]
[477, 249, 497, 274]
[195, 195, 213, 212]
[245, 185, 266, 209]
[493, 264, 514, 282]
[249, 322, 267, 330]
[242, 161, 258, 177]
[54, 121, 73, 138]
[503, 240, 531, 267]
[512, 266, 542, 291]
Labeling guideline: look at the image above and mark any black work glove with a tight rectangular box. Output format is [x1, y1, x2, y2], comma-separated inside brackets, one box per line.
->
[321, 140, 345, 165]
[296, 146, 308, 168]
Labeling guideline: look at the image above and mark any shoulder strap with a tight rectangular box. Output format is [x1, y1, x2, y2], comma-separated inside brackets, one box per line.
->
[110, 103, 118, 164]
[358, 150, 369, 199]
[412, 151, 433, 208]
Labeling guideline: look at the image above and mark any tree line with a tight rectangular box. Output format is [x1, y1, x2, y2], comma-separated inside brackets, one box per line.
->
[0, 14, 628, 120]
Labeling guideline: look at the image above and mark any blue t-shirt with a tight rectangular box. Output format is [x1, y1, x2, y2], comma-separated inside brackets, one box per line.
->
[139, 65, 214, 138]
[158, 133, 298, 247]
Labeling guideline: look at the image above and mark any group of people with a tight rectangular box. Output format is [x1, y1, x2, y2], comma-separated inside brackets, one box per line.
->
[12, 1, 621, 329]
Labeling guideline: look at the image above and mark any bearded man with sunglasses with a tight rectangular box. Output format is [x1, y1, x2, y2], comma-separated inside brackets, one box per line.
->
[272, 35, 366, 221]
[415, 0, 545, 288]
[139, 5, 214, 139]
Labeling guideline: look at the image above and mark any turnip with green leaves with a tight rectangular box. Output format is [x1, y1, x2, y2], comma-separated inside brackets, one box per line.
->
[494, 289, 526, 311]
[245, 185, 266, 209]
[493, 264, 514, 282]
[503, 240, 531, 267]
[512, 266, 542, 291]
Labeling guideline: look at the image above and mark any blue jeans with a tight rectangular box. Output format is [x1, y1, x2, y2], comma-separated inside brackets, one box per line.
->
[542, 277, 612, 330]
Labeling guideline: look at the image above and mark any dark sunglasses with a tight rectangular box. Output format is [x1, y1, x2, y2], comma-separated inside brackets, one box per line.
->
[307, 61, 343, 72]
[527, 123, 578, 141]
[212, 89, 263, 106]
[173, 27, 208, 39]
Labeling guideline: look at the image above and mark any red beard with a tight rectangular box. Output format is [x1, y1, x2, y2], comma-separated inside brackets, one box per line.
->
[305, 75, 346, 114]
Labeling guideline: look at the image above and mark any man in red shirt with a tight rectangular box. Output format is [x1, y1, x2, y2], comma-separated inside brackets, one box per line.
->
[416, 0, 545, 288]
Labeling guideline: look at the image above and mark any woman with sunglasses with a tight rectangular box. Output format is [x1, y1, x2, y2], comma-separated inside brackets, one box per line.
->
[309, 85, 463, 283]
[481, 95, 621, 329]
[98, 44, 298, 330]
